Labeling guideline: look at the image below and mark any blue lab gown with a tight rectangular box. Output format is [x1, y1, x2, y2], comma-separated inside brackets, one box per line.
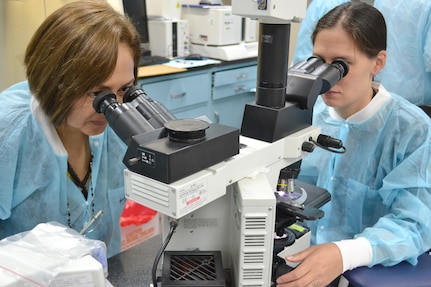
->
[374, 0, 431, 105]
[0, 81, 128, 258]
[293, 0, 431, 105]
[299, 85, 431, 266]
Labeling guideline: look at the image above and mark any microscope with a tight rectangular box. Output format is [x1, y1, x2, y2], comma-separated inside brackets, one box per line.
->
[93, 1, 348, 286]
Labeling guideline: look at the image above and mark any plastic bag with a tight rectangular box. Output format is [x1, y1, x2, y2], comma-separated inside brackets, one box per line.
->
[120, 200, 157, 227]
[0, 221, 107, 287]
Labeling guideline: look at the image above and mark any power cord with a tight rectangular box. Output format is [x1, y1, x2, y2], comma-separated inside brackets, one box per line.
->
[152, 218, 178, 287]
[309, 134, 346, 154]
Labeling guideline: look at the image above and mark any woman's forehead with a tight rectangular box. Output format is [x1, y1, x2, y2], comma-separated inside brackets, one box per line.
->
[313, 27, 357, 61]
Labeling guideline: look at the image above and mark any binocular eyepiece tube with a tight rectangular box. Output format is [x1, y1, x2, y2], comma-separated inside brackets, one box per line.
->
[291, 56, 349, 94]
[286, 56, 349, 110]
[93, 86, 176, 145]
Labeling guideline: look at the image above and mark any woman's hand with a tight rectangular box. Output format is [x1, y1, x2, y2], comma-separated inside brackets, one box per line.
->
[276, 243, 343, 287]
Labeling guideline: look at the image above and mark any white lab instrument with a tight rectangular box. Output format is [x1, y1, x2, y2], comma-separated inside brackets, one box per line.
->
[147, 0, 182, 20]
[182, 5, 242, 46]
[181, 5, 258, 61]
[189, 41, 259, 61]
[148, 19, 190, 58]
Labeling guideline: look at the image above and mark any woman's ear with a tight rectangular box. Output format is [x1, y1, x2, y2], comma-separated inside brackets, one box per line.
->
[372, 50, 386, 75]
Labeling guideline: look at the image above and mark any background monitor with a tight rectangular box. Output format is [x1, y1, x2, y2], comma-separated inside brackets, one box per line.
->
[122, 0, 151, 56]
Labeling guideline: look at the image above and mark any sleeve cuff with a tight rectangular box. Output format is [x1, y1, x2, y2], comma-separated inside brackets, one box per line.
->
[334, 237, 373, 272]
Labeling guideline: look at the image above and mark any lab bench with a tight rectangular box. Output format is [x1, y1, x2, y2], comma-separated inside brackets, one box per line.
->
[107, 234, 162, 286]
[138, 58, 258, 128]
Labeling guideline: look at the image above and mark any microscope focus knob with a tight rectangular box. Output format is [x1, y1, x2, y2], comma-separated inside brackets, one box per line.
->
[302, 141, 315, 153]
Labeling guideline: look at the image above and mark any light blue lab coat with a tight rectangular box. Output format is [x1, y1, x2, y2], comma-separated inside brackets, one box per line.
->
[0, 81, 128, 258]
[299, 85, 431, 266]
[374, 0, 431, 105]
[293, 0, 431, 105]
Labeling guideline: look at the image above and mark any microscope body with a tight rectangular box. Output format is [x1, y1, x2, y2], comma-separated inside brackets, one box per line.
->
[94, 1, 349, 285]
[124, 124, 322, 284]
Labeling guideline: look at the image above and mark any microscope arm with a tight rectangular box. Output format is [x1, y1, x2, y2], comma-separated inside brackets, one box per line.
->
[123, 126, 321, 219]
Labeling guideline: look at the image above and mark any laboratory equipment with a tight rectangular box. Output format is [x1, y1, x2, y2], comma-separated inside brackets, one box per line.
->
[93, 1, 349, 285]
[94, 87, 239, 184]
[94, 54, 347, 286]
[148, 19, 190, 59]
[181, 5, 259, 61]
[146, 0, 182, 20]
[182, 5, 242, 46]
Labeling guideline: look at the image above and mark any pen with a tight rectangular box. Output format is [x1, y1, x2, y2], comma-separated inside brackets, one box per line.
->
[80, 210, 104, 235]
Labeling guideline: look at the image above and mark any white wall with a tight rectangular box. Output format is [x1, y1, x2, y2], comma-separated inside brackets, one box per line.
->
[0, 0, 81, 91]
[1, 0, 47, 91]
[0, 0, 123, 92]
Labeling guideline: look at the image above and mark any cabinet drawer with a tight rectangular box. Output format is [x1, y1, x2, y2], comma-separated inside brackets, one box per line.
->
[173, 104, 209, 120]
[140, 73, 211, 111]
[213, 66, 257, 87]
[212, 66, 257, 100]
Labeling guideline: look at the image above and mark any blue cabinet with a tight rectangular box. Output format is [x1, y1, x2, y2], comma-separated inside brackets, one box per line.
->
[211, 64, 257, 128]
[139, 70, 212, 120]
[138, 60, 257, 128]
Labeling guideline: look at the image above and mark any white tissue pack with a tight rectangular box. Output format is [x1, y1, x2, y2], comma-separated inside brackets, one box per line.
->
[0, 222, 107, 287]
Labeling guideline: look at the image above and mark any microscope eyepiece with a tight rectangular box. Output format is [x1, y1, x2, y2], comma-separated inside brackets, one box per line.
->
[93, 88, 156, 144]
[310, 57, 349, 94]
[123, 86, 147, 103]
[299, 56, 325, 72]
[93, 86, 177, 144]
[331, 58, 349, 78]
[285, 56, 349, 110]
[92, 90, 118, 114]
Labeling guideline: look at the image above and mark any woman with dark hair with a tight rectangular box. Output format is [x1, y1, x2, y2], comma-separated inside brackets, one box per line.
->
[293, 0, 431, 106]
[276, 2, 431, 286]
[0, 0, 141, 258]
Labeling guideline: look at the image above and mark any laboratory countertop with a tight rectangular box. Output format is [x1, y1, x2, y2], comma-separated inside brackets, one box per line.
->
[108, 234, 162, 287]
[137, 57, 257, 78]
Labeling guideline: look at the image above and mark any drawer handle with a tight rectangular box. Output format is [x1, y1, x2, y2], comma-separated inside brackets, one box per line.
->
[170, 92, 186, 98]
[234, 85, 247, 93]
[214, 111, 220, 123]
[236, 73, 249, 80]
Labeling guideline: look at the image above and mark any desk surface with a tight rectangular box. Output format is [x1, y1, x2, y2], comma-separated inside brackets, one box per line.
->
[138, 65, 187, 78]
[108, 234, 162, 287]
[137, 57, 257, 79]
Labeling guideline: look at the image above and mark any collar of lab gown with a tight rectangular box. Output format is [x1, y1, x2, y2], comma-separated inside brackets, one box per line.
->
[31, 96, 67, 155]
[31, 96, 107, 168]
[328, 83, 391, 123]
